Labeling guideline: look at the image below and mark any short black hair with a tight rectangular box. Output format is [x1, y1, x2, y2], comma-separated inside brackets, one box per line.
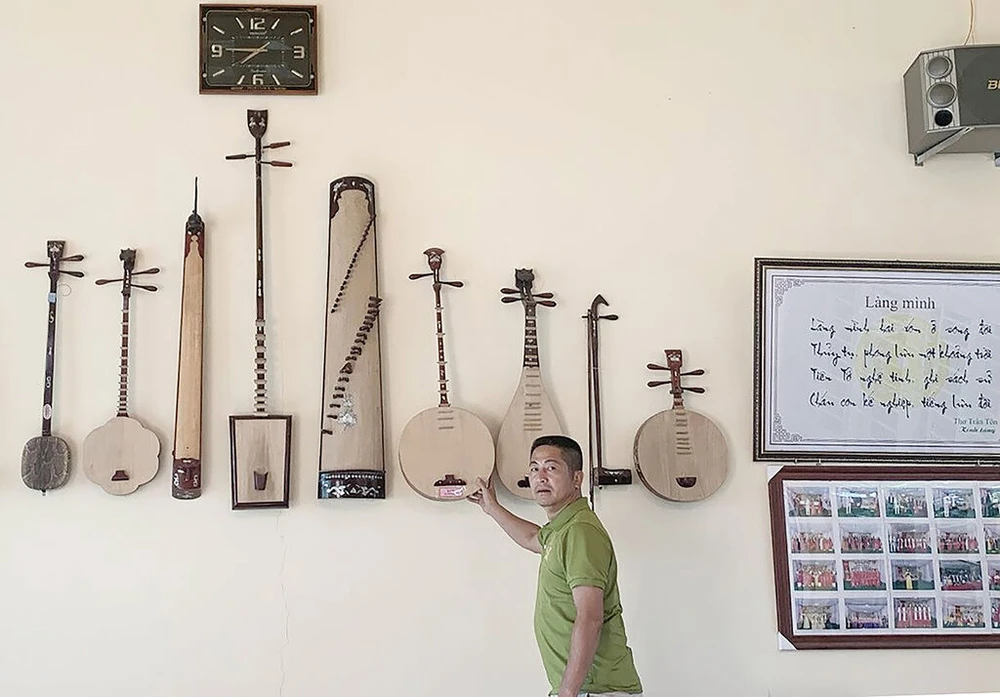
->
[530, 435, 584, 472]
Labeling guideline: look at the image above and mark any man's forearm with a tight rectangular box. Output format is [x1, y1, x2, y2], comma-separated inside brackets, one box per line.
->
[557, 614, 603, 697]
[489, 505, 542, 553]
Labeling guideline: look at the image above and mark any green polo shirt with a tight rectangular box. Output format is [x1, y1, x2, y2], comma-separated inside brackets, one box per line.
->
[534, 497, 642, 695]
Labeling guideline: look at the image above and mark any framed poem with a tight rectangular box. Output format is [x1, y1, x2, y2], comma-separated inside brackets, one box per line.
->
[754, 257, 1000, 463]
[768, 464, 1000, 649]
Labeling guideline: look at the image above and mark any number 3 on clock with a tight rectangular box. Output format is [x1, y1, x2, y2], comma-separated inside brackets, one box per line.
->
[199, 4, 318, 95]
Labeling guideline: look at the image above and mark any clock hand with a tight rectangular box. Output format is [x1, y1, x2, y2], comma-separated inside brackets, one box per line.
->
[239, 42, 272, 65]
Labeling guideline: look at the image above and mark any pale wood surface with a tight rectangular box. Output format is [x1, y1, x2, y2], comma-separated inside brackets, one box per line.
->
[319, 185, 383, 475]
[173, 244, 204, 459]
[82, 416, 161, 495]
[496, 368, 565, 500]
[398, 406, 494, 501]
[633, 408, 728, 502]
[232, 416, 290, 506]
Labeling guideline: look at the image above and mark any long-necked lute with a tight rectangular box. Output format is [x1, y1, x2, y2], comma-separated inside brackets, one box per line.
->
[21, 241, 84, 494]
[584, 294, 632, 509]
[82, 249, 161, 495]
[318, 176, 386, 499]
[398, 248, 494, 501]
[634, 349, 728, 501]
[226, 109, 293, 509]
[172, 178, 206, 499]
[496, 268, 565, 499]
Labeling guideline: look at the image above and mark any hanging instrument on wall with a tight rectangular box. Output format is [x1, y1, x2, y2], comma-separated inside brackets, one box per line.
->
[21, 241, 84, 494]
[398, 247, 494, 501]
[171, 178, 206, 500]
[82, 249, 161, 495]
[633, 349, 728, 502]
[584, 294, 632, 509]
[496, 268, 565, 499]
[317, 176, 386, 500]
[226, 109, 293, 510]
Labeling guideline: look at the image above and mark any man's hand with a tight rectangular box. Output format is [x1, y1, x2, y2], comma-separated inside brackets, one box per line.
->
[466, 476, 500, 517]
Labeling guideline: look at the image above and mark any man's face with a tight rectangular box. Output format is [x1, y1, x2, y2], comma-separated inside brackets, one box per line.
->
[528, 444, 582, 509]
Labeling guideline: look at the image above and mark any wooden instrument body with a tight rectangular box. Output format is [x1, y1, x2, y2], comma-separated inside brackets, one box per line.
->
[230, 414, 291, 509]
[172, 193, 205, 499]
[497, 367, 564, 499]
[398, 406, 494, 501]
[318, 177, 385, 500]
[633, 348, 728, 502]
[83, 416, 161, 495]
[634, 407, 728, 502]
[22, 240, 82, 493]
[21, 436, 70, 492]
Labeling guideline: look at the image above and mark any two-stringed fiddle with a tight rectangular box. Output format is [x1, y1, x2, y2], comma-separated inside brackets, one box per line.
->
[21, 241, 84, 494]
[226, 109, 294, 510]
[171, 178, 206, 500]
[584, 294, 632, 509]
[398, 247, 495, 501]
[496, 268, 565, 499]
[633, 349, 728, 501]
[82, 249, 161, 495]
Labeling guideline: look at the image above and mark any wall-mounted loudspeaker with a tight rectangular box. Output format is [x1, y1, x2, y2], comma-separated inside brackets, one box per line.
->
[904, 44, 1000, 165]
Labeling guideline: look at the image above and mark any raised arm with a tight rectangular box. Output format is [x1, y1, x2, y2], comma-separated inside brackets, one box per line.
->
[468, 477, 542, 554]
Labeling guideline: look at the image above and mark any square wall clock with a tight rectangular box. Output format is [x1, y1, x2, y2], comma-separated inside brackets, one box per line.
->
[199, 4, 318, 95]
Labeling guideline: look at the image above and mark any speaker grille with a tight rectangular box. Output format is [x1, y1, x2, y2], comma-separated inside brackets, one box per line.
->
[955, 46, 1000, 125]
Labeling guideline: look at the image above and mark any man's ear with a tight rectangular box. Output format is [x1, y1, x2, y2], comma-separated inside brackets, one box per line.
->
[573, 470, 584, 488]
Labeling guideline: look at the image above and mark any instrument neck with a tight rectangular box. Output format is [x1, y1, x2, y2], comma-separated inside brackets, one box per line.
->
[433, 282, 450, 407]
[523, 303, 539, 369]
[118, 292, 131, 417]
[254, 135, 267, 413]
[41, 274, 59, 436]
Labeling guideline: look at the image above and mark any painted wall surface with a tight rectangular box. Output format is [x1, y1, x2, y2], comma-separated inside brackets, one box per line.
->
[2, 2, 999, 696]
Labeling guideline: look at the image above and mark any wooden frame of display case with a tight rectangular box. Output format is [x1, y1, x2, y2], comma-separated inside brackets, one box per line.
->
[769, 464, 1000, 649]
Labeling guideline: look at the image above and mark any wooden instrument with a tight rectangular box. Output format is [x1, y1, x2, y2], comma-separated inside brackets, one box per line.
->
[318, 176, 386, 499]
[633, 349, 728, 502]
[82, 249, 162, 495]
[398, 248, 494, 501]
[584, 294, 632, 509]
[496, 268, 565, 499]
[226, 109, 293, 509]
[21, 241, 84, 494]
[171, 178, 206, 500]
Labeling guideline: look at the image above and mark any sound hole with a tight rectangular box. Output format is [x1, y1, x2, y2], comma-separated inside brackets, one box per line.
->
[927, 82, 956, 108]
[926, 55, 952, 79]
[934, 109, 954, 127]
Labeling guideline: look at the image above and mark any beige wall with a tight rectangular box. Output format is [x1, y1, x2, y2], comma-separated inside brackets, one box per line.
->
[3, 1, 1000, 695]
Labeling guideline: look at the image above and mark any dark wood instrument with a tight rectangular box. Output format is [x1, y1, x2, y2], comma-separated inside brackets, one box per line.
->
[496, 268, 565, 499]
[584, 294, 632, 509]
[82, 249, 161, 495]
[21, 241, 84, 494]
[633, 349, 728, 501]
[226, 109, 293, 509]
[398, 248, 494, 501]
[318, 176, 386, 499]
[171, 178, 206, 500]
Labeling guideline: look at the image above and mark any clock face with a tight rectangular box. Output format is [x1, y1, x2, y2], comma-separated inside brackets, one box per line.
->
[200, 5, 317, 94]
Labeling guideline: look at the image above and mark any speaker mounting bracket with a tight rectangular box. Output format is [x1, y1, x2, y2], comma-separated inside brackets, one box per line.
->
[913, 126, 974, 166]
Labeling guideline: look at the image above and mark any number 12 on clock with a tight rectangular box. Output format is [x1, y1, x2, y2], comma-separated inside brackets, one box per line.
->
[199, 4, 318, 95]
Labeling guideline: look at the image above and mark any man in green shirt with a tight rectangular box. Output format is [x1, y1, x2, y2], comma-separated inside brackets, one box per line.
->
[468, 434, 643, 697]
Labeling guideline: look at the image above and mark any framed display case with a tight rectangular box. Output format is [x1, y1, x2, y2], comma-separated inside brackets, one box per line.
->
[754, 257, 1000, 463]
[768, 464, 1000, 649]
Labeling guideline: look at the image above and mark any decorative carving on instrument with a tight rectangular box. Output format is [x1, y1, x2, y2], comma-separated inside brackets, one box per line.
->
[21, 241, 85, 494]
[317, 176, 386, 500]
[584, 294, 632, 510]
[82, 248, 162, 495]
[496, 268, 566, 499]
[633, 348, 728, 502]
[397, 247, 495, 501]
[226, 108, 293, 510]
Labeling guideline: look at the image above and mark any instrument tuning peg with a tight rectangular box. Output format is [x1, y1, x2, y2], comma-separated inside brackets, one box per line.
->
[537, 300, 556, 307]
[408, 272, 434, 280]
[441, 280, 464, 288]
[647, 380, 670, 388]
[682, 369, 706, 377]
[501, 296, 520, 303]
[683, 386, 706, 393]
[533, 292, 554, 299]
[600, 314, 619, 321]
[646, 363, 668, 371]
[500, 287, 518, 294]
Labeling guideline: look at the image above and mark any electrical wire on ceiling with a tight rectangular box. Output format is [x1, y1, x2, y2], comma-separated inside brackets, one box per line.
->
[964, 0, 977, 45]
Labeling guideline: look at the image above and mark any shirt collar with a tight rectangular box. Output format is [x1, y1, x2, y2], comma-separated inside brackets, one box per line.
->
[541, 496, 588, 535]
